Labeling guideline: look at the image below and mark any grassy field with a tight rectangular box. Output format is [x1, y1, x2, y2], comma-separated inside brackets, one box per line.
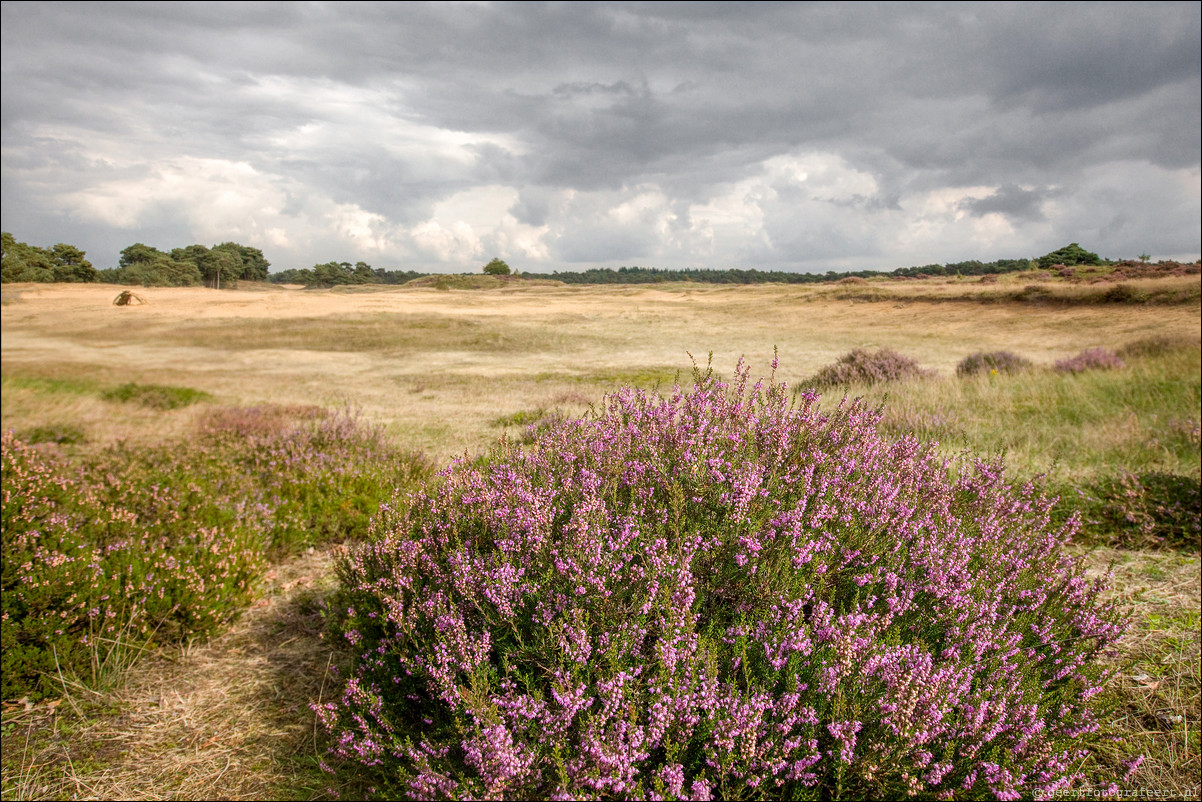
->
[2, 271, 1199, 799]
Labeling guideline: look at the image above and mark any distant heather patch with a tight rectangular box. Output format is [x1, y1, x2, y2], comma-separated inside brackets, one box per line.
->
[803, 347, 933, 388]
[1053, 348, 1125, 374]
[956, 351, 1034, 377]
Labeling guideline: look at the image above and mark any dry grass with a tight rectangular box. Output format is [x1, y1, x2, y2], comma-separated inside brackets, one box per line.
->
[3, 280, 1198, 462]
[1, 549, 343, 801]
[1078, 547, 1201, 798]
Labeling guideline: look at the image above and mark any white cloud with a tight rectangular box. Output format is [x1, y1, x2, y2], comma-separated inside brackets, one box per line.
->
[62, 156, 287, 236]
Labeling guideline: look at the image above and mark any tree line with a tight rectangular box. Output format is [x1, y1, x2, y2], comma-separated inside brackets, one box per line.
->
[267, 262, 429, 288]
[548, 246, 1104, 285]
[1, 233, 268, 288]
[3, 233, 1114, 288]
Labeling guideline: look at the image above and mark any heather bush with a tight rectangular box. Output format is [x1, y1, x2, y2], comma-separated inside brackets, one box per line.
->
[320, 360, 1126, 800]
[1, 406, 431, 700]
[195, 404, 431, 550]
[1053, 348, 1125, 374]
[802, 347, 933, 388]
[1117, 335, 1199, 359]
[1, 431, 266, 700]
[956, 351, 1034, 378]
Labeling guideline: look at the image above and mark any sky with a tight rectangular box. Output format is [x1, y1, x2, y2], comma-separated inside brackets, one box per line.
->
[2, 1, 1199, 275]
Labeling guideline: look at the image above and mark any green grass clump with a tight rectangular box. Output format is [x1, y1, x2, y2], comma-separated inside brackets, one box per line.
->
[101, 382, 212, 409]
[864, 344, 1200, 550]
[874, 346, 1200, 482]
[492, 408, 548, 428]
[22, 423, 86, 445]
[1, 375, 100, 397]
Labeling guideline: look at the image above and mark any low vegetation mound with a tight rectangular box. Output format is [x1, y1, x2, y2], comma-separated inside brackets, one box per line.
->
[320, 361, 1126, 800]
[403, 273, 564, 290]
[802, 347, 933, 388]
[956, 350, 1034, 377]
[1, 407, 430, 701]
[1053, 347, 1125, 374]
[1081, 470, 1202, 552]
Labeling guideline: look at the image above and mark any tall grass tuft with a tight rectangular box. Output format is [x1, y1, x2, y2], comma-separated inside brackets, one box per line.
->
[320, 359, 1127, 800]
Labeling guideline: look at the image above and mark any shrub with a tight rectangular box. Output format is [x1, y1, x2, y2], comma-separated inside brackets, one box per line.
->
[956, 351, 1034, 377]
[1053, 348, 1125, 374]
[1101, 284, 1145, 304]
[194, 404, 434, 551]
[1037, 243, 1101, 270]
[483, 258, 512, 276]
[319, 361, 1126, 800]
[1, 431, 266, 700]
[802, 347, 933, 388]
[1, 407, 432, 701]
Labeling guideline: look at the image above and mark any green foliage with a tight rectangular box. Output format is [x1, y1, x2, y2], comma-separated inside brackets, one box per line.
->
[22, 424, 87, 445]
[1, 232, 97, 283]
[0, 406, 433, 701]
[1078, 471, 1201, 551]
[274, 261, 375, 288]
[100, 382, 212, 410]
[268, 265, 430, 285]
[548, 258, 1037, 284]
[114, 243, 203, 286]
[482, 257, 512, 275]
[194, 404, 433, 548]
[107, 240, 270, 287]
[1037, 242, 1102, 269]
[1, 432, 267, 700]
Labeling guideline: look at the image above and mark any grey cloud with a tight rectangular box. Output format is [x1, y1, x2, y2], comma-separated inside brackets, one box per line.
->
[510, 187, 554, 227]
[960, 185, 1052, 222]
[2, 1, 1198, 271]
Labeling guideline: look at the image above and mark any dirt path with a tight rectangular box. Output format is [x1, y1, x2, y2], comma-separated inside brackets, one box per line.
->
[4, 549, 343, 801]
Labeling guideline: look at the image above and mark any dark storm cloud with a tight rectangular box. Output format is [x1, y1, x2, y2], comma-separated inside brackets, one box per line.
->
[2, 1, 1198, 271]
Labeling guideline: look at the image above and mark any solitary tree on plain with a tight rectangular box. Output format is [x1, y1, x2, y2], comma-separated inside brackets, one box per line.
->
[482, 258, 511, 276]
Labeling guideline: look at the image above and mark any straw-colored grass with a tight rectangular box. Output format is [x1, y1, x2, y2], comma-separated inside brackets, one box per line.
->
[1077, 547, 1201, 798]
[3, 280, 1198, 463]
[1, 550, 344, 801]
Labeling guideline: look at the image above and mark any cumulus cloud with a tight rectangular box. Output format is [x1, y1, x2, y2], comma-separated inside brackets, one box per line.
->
[1, 1, 1198, 271]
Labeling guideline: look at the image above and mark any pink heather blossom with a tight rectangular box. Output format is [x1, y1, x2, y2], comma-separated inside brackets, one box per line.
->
[319, 360, 1128, 799]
